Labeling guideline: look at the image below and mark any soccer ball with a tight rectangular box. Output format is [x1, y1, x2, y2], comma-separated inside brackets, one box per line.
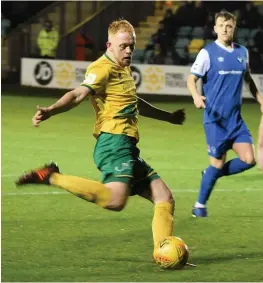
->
[153, 236, 189, 270]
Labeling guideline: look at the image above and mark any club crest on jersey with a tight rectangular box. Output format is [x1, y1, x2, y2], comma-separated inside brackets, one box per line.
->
[84, 73, 96, 84]
[207, 145, 216, 154]
[217, 57, 224, 62]
[237, 57, 243, 63]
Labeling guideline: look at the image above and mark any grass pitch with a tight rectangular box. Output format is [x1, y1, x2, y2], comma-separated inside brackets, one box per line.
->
[1, 91, 263, 282]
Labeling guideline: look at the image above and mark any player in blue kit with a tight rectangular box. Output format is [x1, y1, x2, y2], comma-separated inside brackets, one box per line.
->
[187, 10, 263, 217]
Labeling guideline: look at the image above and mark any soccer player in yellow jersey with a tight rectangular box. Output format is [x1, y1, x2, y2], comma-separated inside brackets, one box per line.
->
[16, 19, 185, 257]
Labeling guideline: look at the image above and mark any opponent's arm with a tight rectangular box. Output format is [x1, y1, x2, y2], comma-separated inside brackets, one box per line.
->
[244, 69, 263, 110]
[137, 97, 185, 125]
[187, 74, 206, 109]
[32, 86, 90, 127]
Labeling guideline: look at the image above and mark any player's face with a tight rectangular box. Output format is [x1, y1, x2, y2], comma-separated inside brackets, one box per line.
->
[108, 31, 136, 67]
[214, 17, 236, 44]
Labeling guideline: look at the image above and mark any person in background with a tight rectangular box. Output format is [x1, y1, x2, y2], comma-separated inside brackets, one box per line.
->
[164, 50, 181, 65]
[37, 19, 59, 59]
[75, 30, 96, 61]
[1, 13, 11, 40]
[162, 8, 175, 44]
[148, 43, 165, 64]
[174, 1, 195, 27]
[192, 1, 207, 27]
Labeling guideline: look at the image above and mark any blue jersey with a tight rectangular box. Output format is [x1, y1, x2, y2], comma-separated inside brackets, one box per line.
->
[191, 40, 248, 125]
[191, 40, 253, 158]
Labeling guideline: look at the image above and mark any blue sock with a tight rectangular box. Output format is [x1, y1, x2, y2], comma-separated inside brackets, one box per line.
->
[197, 166, 222, 205]
[221, 158, 255, 176]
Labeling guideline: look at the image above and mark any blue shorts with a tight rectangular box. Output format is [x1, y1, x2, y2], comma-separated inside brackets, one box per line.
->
[204, 120, 253, 158]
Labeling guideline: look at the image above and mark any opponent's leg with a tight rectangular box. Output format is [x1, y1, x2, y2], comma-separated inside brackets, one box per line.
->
[221, 143, 256, 176]
[221, 122, 256, 176]
[192, 155, 225, 217]
[192, 121, 228, 217]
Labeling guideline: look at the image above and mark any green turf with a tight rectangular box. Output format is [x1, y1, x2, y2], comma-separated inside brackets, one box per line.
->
[2, 93, 263, 282]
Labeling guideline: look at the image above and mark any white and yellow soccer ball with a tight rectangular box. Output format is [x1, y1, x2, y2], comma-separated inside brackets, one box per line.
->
[153, 236, 189, 270]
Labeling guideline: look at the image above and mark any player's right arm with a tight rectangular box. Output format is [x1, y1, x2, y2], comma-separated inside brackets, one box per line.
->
[187, 48, 210, 109]
[32, 63, 109, 127]
[187, 75, 206, 109]
[32, 86, 90, 127]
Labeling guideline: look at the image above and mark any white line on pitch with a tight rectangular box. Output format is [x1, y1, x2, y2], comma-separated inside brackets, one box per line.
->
[2, 188, 262, 196]
[1, 172, 93, 178]
[1, 174, 18, 178]
[3, 191, 67, 196]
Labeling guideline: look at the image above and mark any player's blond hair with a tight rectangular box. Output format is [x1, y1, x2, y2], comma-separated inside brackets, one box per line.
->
[108, 19, 135, 38]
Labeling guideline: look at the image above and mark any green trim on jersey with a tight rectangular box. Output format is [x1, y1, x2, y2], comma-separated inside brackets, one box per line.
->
[80, 84, 96, 95]
[104, 53, 116, 64]
[114, 102, 138, 118]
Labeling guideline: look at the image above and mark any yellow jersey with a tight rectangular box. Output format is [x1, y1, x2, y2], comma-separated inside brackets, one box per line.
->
[81, 54, 139, 140]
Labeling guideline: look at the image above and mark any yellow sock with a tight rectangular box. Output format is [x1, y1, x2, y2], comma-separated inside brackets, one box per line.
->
[50, 173, 111, 208]
[152, 201, 175, 247]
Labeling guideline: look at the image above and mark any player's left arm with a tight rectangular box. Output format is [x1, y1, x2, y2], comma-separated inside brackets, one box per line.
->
[244, 64, 263, 112]
[137, 97, 185, 125]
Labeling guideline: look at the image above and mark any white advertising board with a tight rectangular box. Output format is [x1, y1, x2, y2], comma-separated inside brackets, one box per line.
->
[21, 58, 263, 98]
[20, 58, 200, 96]
[21, 58, 88, 89]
